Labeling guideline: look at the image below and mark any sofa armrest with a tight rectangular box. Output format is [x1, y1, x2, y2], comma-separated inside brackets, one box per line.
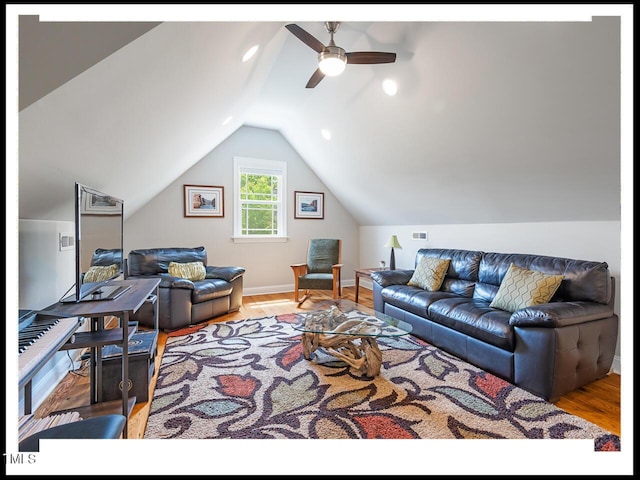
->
[370, 269, 413, 287]
[126, 273, 195, 290]
[160, 275, 195, 289]
[205, 266, 245, 283]
[509, 301, 615, 328]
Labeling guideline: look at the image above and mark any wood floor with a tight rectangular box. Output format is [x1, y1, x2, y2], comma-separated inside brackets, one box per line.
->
[32, 286, 621, 439]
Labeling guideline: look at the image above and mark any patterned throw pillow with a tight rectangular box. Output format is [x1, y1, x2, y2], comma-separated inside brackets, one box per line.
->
[490, 263, 564, 312]
[407, 257, 451, 291]
[168, 261, 206, 281]
[83, 264, 119, 283]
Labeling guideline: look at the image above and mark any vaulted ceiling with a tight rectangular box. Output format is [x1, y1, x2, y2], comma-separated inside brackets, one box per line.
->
[14, 6, 623, 226]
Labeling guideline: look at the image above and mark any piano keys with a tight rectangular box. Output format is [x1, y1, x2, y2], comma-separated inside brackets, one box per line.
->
[18, 310, 84, 414]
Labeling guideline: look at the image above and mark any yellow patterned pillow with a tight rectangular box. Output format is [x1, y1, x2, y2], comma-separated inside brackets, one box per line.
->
[83, 264, 119, 283]
[407, 257, 451, 291]
[490, 263, 564, 312]
[168, 261, 206, 281]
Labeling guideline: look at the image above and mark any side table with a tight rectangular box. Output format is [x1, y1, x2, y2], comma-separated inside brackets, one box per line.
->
[354, 267, 385, 303]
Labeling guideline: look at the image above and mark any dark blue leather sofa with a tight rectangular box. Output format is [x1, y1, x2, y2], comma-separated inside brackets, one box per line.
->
[372, 248, 618, 401]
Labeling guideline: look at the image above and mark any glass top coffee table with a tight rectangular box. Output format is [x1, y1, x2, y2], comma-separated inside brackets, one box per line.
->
[292, 305, 413, 377]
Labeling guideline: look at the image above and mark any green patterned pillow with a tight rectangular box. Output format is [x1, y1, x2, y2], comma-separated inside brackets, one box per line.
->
[83, 264, 119, 283]
[490, 263, 564, 312]
[168, 261, 206, 281]
[407, 257, 451, 291]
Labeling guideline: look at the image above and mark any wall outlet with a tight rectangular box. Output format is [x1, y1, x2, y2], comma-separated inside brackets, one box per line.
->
[412, 231, 428, 241]
[59, 232, 75, 251]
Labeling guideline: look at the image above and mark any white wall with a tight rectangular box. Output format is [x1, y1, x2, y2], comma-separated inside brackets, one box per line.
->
[16, 219, 85, 414]
[19, 219, 76, 308]
[125, 125, 360, 294]
[359, 221, 623, 374]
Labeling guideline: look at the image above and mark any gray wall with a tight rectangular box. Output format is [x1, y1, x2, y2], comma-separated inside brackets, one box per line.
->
[125, 125, 360, 294]
[19, 219, 76, 308]
[17, 219, 82, 414]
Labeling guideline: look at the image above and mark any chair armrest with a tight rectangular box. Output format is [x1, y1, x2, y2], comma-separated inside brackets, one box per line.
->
[291, 264, 308, 276]
[205, 266, 245, 283]
[160, 275, 195, 289]
[332, 264, 343, 274]
[127, 273, 195, 289]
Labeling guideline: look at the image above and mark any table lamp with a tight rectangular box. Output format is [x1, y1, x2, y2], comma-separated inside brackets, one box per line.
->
[384, 235, 402, 270]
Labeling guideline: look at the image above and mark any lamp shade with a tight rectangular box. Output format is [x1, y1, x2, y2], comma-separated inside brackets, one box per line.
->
[385, 235, 402, 249]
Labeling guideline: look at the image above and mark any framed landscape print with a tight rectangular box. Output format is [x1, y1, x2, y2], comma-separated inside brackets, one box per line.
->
[294, 191, 324, 219]
[184, 184, 224, 217]
[81, 191, 121, 215]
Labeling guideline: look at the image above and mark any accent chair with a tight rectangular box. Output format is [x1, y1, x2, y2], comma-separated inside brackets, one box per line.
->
[291, 238, 343, 306]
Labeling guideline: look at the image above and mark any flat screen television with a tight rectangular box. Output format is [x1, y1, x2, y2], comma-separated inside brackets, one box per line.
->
[60, 183, 129, 303]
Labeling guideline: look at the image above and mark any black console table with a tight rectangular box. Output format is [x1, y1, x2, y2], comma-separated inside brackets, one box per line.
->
[38, 278, 160, 438]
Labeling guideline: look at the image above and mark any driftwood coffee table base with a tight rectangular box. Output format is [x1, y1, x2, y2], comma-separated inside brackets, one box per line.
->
[301, 332, 383, 377]
[294, 305, 412, 377]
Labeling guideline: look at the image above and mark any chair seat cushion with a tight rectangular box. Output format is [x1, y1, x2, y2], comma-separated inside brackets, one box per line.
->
[19, 414, 126, 452]
[192, 279, 233, 303]
[298, 273, 335, 290]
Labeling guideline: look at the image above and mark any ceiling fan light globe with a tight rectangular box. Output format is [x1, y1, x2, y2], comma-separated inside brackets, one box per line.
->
[318, 47, 347, 76]
[319, 57, 346, 76]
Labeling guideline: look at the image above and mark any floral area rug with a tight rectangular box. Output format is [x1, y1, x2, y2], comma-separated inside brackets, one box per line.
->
[144, 310, 619, 451]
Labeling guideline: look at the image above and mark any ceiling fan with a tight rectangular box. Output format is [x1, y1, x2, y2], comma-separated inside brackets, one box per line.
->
[285, 22, 397, 88]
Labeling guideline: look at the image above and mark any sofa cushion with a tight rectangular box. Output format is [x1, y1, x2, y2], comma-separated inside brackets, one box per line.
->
[427, 297, 515, 351]
[489, 263, 564, 313]
[414, 249, 482, 294]
[440, 278, 477, 297]
[127, 246, 207, 276]
[407, 257, 450, 291]
[192, 279, 234, 303]
[90, 248, 122, 269]
[83, 264, 119, 283]
[478, 252, 611, 305]
[169, 261, 206, 281]
[381, 285, 459, 318]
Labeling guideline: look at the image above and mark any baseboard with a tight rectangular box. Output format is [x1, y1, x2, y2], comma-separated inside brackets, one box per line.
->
[611, 354, 621, 375]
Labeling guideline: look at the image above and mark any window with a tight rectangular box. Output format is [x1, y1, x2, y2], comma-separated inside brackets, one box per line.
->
[233, 157, 287, 241]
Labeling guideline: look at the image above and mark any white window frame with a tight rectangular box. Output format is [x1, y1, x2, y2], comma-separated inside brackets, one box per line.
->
[233, 156, 287, 243]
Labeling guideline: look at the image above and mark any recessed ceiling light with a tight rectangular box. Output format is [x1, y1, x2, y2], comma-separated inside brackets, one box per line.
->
[242, 45, 259, 63]
[321, 129, 331, 140]
[382, 79, 398, 96]
[222, 116, 233, 125]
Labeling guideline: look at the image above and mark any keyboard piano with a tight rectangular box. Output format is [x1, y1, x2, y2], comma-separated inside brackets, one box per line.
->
[18, 310, 84, 414]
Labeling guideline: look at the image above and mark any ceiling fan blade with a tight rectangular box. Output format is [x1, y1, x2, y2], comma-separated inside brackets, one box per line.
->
[285, 24, 326, 53]
[305, 68, 325, 88]
[346, 51, 397, 64]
